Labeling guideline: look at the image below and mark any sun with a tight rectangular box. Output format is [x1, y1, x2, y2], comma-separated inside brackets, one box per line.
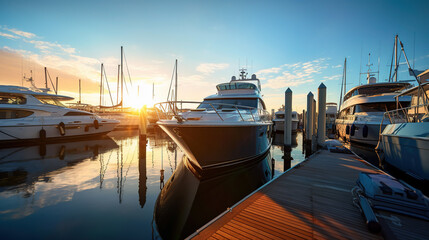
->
[124, 84, 155, 110]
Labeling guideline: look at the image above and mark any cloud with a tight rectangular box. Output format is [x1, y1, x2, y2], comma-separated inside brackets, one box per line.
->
[24, 39, 76, 54]
[332, 64, 342, 68]
[0, 32, 19, 39]
[260, 58, 329, 89]
[2, 27, 35, 38]
[196, 63, 229, 74]
[323, 74, 342, 81]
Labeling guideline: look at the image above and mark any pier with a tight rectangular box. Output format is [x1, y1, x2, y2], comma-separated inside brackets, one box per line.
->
[189, 149, 429, 239]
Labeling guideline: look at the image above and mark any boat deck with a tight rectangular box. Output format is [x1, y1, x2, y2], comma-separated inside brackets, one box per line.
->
[190, 150, 429, 239]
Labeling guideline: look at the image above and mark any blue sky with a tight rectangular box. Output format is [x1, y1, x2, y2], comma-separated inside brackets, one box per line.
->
[1, 0, 429, 110]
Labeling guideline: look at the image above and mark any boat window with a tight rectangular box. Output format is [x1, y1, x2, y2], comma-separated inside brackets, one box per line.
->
[276, 114, 285, 119]
[354, 102, 409, 113]
[0, 94, 26, 105]
[0, 109, 33, 119]
[198, 98, 258, 110]
[35, 96, 66, 107]
[64, 111, 93, 116]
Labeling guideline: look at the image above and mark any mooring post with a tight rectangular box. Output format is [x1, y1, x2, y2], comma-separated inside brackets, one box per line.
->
[138, 133, 147, 208]
[139, 105, 148, 143]
[305, 92, 314, 156]
[312, 99, 317, 152]
[317, 83, 327, 147]
[284, 88, 292, 147]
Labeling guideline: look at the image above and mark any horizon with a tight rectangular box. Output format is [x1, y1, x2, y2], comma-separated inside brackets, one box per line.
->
[1, 0, 429, 112]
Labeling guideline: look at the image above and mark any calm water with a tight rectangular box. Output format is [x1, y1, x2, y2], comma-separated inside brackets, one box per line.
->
[0, 129, 305, 239]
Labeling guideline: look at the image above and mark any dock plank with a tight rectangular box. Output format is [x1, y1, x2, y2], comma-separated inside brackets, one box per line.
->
[191, 150, 427, 240]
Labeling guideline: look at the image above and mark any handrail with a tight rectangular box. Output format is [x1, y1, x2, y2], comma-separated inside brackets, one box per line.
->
[383, 103, 429, 124]
[154, 100, 270, 123]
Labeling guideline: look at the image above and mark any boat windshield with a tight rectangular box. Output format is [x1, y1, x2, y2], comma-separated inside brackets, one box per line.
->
[35, 96, 66, 107]
[198, 98, 258, 110]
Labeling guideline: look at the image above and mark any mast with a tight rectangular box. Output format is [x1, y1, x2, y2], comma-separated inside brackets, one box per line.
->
[79, 79, 81, 104]
[44, 67, 48, 89]
[121, 46, 124, 110]
[117, 64, 120, 105]
[339, 58, 346, 109]
[100, 63, 103, 107]
[152, 82, 155, 100]
[174, 59, 178, 110]
[55, 77, 58, 95]
[395, 35, 398, 82]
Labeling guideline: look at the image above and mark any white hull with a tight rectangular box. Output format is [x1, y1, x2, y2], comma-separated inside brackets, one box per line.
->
[273, 119, 298, 133]
[381, 122, 429, 181]
[335, 118, 387, 146]
[0, 117, 118, 143]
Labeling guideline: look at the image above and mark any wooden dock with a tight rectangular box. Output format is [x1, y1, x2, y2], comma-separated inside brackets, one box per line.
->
[189, 150, 429, 239]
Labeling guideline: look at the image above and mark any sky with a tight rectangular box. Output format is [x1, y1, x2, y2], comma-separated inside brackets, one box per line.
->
[1, 0, 429, 111]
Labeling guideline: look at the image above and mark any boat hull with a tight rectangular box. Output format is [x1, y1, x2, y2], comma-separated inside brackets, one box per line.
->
[158, 122, 272, 170]
[335, 120, 385, 146]
[0, 119, 118, 145]
[381, 122, 429, 181]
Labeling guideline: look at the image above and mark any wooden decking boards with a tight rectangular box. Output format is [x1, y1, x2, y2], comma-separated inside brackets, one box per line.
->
[190, 150, 429, 240]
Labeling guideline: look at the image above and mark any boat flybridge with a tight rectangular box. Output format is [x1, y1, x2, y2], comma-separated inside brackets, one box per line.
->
[0, 85, 119, 144]
[155, 70, 272, 171]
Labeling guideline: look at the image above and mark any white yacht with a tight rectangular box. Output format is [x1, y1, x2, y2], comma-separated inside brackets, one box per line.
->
[156, 70, 272, 171]
[378, 82, 429, 181]
[326, 102, 337, 136]
[336, 78, 411, 146]
[0, 85, 119, 144]
[272, 109, 298, 133]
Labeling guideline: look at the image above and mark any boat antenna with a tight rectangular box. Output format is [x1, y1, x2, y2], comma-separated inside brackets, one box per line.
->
[152, 82, 155, 100]
[117, 64, 120, 105]
[239, 68, 247, 80]
[359, 46, 363, 85]
[100, 63, 103, 107]
[388, 37, 395, 82]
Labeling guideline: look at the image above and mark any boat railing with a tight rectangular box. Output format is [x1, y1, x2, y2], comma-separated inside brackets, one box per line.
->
[382, 103, 429, 124]
[154, 101, 271, 123]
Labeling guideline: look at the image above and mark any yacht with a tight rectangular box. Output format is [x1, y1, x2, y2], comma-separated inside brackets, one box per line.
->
[272, 109, 299, 133]
[378, 82, 429, 181]
[156, 70, 272, 171]
[326, 102, 337, 137]
[0, 85, 119, 144]
[335, 77, 411, 146]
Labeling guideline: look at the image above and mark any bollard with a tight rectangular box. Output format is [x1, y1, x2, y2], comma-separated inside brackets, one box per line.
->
[139, 105, 148, 142]
[317, 83, 327, 147]
[284, 88, 292, 147]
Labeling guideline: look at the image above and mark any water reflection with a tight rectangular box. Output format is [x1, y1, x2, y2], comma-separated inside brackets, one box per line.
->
[154, 151, 273, 240]
[0, 129, 307, 239]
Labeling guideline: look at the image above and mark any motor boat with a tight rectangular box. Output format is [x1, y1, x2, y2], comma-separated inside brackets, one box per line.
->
[0, 85, 119, 144]
[378, 81, 429, 181]
[156, 70, 272, 171]
[272, 109, 298, 133]
[335, 77, 411, 146]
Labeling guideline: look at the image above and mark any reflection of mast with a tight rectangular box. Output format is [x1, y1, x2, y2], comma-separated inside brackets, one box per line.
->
[99, 150, 113, 189]
[117, 142, 124, 203]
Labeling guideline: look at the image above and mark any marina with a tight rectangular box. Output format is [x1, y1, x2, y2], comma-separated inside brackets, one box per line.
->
[2, 1, 429, 239]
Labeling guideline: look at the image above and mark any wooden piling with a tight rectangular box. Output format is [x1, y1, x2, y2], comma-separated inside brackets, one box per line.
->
[317, 83, 327, 147]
